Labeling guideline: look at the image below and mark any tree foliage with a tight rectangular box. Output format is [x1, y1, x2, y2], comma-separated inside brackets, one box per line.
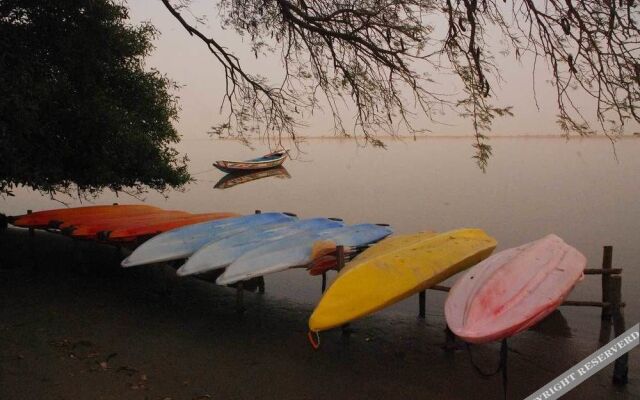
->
[0, 0, 190, 197]
[163, 0, 639, 167]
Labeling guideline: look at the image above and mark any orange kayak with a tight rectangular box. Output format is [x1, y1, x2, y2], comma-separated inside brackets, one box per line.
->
[10, 205, 161, 228]
[65, 211, 193, 238]
[58, 209, 178, 230]
[102, 212, 241, 242]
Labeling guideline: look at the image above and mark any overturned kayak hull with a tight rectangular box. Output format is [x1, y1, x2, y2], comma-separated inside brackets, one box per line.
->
[102, 212, 240, 242]
[120, 213, 296, 267]
[444, 234, 586, 344]
[177, 218, 344, 276]
[309, 229, 497, 332]
[217, 224, 393, 285]
[10, 204, 161, 229]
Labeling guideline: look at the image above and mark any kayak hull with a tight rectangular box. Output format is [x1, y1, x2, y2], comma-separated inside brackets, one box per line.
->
[309, 229, 497, 332]
[444, 234, 586, 344]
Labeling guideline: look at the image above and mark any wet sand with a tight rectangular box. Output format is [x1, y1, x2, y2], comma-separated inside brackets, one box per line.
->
[1, 228, 637, 400]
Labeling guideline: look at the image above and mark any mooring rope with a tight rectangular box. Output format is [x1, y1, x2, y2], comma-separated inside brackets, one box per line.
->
[466, 339, 508, 399]
[307, 331, 321, 350]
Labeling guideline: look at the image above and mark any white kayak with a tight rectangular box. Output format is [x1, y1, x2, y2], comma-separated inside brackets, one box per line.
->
[121, 212, 297, 267]
[177, 218, 345, 276]
[216, 223, 393, 285]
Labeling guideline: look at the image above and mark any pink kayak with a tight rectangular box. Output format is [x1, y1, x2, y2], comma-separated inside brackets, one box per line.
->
[445, 234, 586, 344]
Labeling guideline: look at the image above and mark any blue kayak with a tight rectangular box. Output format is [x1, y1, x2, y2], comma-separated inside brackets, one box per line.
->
[121, 212, 297, 267]
[177, 218, 345, 276]
[216, 223, 393, 285]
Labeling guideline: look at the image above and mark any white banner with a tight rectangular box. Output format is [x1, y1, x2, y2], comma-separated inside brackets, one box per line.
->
[525, 323, 638, 400]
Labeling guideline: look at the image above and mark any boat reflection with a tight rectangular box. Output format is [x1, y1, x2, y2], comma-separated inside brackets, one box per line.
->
[214, 166, 291, 189]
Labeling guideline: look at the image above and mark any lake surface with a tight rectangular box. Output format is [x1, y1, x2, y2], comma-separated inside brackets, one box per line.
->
[2, 137, 639, 398]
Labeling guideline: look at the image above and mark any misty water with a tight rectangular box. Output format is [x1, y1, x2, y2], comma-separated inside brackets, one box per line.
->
[2, 136, 639, 398]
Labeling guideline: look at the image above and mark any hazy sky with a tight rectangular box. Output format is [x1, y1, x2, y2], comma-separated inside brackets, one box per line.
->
[127, 1, 639, 140]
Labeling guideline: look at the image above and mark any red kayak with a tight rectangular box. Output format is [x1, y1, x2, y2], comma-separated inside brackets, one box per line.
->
[10, 205, 161, 229]
[101, 212, 241, 242]
[65, 210, 193, 238]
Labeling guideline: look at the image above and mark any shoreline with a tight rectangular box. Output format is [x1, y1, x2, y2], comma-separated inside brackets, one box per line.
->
[1, 228, 637, 399]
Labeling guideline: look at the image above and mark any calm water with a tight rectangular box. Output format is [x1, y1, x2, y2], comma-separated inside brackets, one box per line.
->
[2, 137, 639, 397]
[4, 137, 639, 317]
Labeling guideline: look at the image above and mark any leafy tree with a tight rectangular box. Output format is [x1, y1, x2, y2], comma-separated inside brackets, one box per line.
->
[0, 0, 190, 197]
[162, 0, 639, 168]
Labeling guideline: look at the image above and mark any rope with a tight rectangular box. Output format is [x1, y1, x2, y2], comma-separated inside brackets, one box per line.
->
[466, 339, 508, 399]
[307, 331, 321, 350]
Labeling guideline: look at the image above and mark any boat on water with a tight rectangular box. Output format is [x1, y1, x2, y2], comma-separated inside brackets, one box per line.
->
[214, 166, 291, 189]
[213, 151, 287, 173]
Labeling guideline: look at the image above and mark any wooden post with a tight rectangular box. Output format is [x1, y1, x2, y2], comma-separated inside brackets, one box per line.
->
[444, 326, 456, 351]
[27, 210, 36, 271]
[0, 213, 7, 232]
[236, 281, 245, 314]
[321, 272, 327, 293]
[27, 210, 34, 237]
[257, 276, 265, 294]
[611, 276, 628, 385]
[601, 246, 613, 321]
[418, 290, 426, 319]
[336, 245, 345, 271]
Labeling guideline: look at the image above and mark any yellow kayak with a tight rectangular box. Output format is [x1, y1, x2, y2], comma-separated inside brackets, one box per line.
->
[308, 228, 497, 332]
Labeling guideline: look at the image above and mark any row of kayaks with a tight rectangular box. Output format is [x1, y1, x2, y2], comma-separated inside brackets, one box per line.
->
[122, 212, 393, 285]
[7, 205, 587, 344]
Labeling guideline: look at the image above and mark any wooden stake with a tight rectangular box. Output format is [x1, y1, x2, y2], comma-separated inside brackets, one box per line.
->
[321, 272, 327, 293]
[257, 276, 265, 294]
[601, 246, 613, 321]
[27, 210, 34, 237]
[236, 282, 245, 314]
[611, 276, 628, 385]
[336, 246, 345, 271]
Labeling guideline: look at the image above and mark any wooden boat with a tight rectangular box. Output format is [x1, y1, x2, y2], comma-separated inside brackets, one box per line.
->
[444, 234, 586, 344]
[213, 151, 287, 173]
[308, 229, 497, 332]
[214, 167, 291, 189]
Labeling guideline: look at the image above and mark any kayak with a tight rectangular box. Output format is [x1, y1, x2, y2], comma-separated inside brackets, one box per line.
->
[216, 224, 393, 285]
[61, 210, 192, 236]
[57, 208, 177, 230]
[104, 212, 241, 242]
[308, 229, 497, 332]
[177, 218, 345, 276]
[445, 234, 586, 344]
[120, 212, 297, 267]
[9, 204, 161, 228]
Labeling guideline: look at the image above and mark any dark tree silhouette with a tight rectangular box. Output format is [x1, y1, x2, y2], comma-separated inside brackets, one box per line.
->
[0, 0, 190, 197]
[162, 0, 639, 167]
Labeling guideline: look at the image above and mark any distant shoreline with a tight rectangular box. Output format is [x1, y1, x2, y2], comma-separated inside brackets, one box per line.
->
[205, 134, 640, 141]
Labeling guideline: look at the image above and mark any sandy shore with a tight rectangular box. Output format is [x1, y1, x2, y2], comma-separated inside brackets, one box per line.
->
[0, 228, 637, 399]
